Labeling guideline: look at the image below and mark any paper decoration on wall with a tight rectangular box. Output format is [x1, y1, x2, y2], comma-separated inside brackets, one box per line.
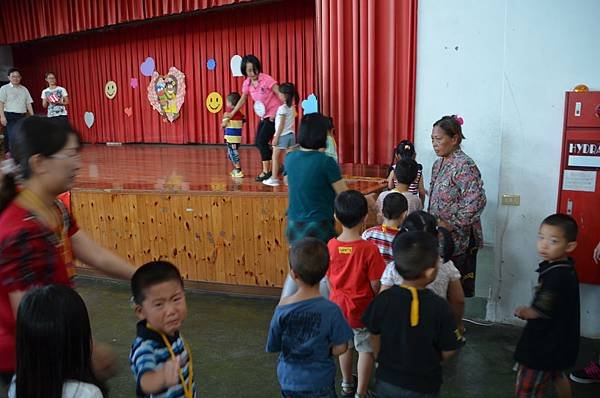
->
[140, 57, 156, 77]
[130, 78, 138, 88]
[124, 107, 133, 117]
[301, 93, 318, 114]
[105, 81, 117, 99]
[147, 67, 186, 123]
[206, 92, 223, 113]
[230, 55, 243, 77]
[84, 112, 95, 128]
[253, 101, 265, 118]
[207, 58, 216, 71]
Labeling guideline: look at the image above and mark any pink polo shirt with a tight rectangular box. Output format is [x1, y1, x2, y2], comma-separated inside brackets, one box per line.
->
[242, 73, 281, 119]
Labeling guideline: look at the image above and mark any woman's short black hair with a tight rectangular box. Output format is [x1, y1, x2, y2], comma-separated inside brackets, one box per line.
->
[8, 67, 20, 76]
[0, 116, 81, 214]
[241, 54, 262, 77]
[298, 113, 328, 149]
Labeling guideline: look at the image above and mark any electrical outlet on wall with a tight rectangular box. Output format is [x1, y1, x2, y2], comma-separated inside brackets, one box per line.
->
[501, 194, 520, 206]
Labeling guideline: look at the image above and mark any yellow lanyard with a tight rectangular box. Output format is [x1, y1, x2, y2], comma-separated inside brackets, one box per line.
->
[19, 189, 62, 231]
[146, 323, 194, 398]
[400, 285, 420, 327]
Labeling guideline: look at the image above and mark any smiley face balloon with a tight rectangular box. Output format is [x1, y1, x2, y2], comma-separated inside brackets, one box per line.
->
[206, 92, 223, 113]
[105, 81, 118, 99]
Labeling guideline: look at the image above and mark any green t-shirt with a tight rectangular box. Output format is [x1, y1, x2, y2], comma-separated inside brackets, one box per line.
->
[285, 150, 342, 222]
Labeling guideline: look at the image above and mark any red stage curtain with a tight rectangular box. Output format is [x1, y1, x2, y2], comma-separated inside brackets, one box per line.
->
[0, 0, 254, 45]
[316, 0, 417, 165]
[12, 0, 316, 145]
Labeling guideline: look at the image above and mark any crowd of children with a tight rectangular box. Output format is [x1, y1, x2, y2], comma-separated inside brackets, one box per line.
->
[0, 104, 587, 397]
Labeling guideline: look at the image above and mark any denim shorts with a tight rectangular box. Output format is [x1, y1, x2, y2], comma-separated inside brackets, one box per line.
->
[275, 133, 296, 149]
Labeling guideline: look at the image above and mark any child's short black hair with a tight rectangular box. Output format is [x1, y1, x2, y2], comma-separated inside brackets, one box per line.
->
[541, 214, 578, 242]
[131, 261, 184, 305]
[8, 67, 20, 76]
[289, 238, 329, 286]
[298, 113, 328, 149]
[394, 158, 419, 185]
[382, 193, 408, 220]
[335, 190, 367, 228]
[226, 92, 241, 107]
[393, 231, 439, 280]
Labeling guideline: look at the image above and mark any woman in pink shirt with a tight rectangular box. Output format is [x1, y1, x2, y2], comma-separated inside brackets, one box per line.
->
[225, 55, 282, 181]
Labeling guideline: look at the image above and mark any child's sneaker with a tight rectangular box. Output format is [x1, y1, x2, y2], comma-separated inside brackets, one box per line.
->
[570, 361, 600, 384]
[230, 169, 244, 178]
[262, 176, 280, 186]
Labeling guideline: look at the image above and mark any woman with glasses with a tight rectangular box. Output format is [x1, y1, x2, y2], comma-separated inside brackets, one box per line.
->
[0, 116, 134, 386]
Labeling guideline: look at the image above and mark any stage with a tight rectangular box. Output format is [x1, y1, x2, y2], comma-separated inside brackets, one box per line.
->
[72, 144, 387, 296]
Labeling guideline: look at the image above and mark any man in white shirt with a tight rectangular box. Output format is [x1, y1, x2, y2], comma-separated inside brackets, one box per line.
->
[0, 68, 34, 154]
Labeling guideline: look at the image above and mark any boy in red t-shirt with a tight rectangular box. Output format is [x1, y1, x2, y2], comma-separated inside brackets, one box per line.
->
[327, 190, 386, 398]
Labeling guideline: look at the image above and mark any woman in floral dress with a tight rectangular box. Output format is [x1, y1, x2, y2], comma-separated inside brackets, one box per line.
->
[429, 115, 486, 297]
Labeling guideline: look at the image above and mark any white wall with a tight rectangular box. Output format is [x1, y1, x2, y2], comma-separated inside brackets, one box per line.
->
[415, 0, 600, 337]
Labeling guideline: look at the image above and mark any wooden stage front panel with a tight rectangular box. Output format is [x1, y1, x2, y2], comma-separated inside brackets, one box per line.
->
[71, 145, 387, 293]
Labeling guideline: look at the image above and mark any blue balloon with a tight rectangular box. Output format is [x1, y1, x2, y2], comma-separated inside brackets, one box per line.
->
[207, 58, 217, 70]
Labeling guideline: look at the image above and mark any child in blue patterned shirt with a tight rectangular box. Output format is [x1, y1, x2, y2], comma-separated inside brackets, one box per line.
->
[129, 261, 196, 398]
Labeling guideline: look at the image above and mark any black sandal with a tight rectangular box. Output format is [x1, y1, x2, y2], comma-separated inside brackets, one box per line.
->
[255, 171, 271, 182]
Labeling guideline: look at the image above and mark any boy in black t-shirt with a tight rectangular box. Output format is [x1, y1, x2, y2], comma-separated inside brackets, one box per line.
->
[362, 231, 463, 398]
[514, 214, 580, 398]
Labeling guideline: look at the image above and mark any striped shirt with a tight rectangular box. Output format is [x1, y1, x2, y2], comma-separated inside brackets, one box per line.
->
[361, 225, 400, 264]
[409, 168, 422, 196]
[224, 111, 244, 144]
[130, 321, 196, 398]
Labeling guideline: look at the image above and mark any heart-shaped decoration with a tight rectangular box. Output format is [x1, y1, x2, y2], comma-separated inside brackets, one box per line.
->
[147, 67, 186, 123]
[84, 112, 95, 128]
[140, 57, 155, 77]
[124, 107, 133, 117]
[301, 93, 318, 115]
[230, 55, 243, 77]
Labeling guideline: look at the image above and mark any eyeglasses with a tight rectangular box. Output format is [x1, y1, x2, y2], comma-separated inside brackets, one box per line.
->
[50, 150, 81, 161]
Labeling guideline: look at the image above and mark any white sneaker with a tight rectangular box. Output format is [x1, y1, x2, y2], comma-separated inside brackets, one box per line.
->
[262, 177, 280, 186]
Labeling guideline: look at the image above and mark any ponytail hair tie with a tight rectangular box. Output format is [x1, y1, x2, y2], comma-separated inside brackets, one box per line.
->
[452, 115, 464, 126]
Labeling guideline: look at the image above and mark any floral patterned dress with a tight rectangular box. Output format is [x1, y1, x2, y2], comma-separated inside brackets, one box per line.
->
[428, 148, 486, 256]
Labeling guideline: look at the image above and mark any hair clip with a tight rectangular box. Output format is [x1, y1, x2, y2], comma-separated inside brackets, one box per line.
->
[452, 115, 464, 126]
[1, 158, 20, 177]
[404, 144, 411, 150]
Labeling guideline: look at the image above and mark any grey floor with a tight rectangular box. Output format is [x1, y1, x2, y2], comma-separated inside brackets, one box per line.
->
[1, 247, 599, 397]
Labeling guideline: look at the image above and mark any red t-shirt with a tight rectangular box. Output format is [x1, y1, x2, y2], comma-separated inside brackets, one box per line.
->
[327, 238, 386, 328]
[0, 201, 78, 372]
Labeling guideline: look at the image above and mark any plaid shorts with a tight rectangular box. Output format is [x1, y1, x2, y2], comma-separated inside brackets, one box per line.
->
[285, 219, 336, 245]
[515, 364, 565, 398]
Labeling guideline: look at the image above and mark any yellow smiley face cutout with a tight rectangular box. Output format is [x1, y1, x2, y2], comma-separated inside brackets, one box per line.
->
[105, 81, 117, 99]
[206, 92, 223, 113]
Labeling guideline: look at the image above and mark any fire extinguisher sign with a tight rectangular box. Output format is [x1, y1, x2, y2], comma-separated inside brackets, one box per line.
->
[567, 141, 600, 168]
